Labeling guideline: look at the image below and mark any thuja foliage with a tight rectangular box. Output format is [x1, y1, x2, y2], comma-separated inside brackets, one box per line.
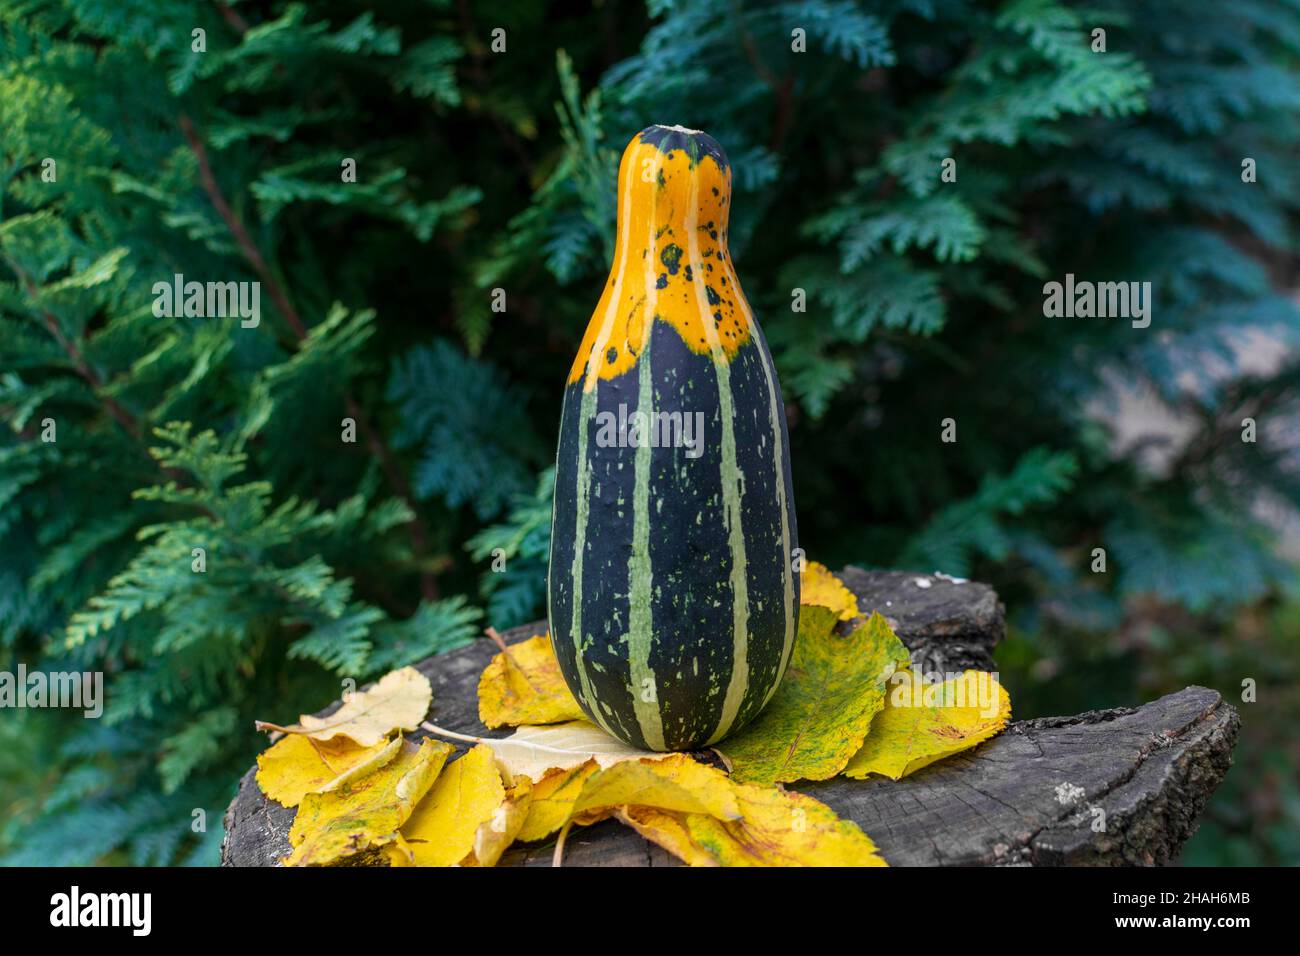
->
[0, 0, 548, 864]
[1, 0, 1297, 864]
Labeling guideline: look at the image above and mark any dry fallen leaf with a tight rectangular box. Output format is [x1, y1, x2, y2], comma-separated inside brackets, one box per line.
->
[716, 607, 910, 784]
[800, 560, 862, 621]
[686, 780, 886, 866]
[478, 633, 586, 728]
[256, 734, 402, 808]
[464, 778, 534, 867]
[381, 834, 415, 867]
[842, 670, 1012, 780]
[615, 776, 885, 866]
[515, 762, 600, 842]
[516, 753, 741, 842]
[401, 744, 507, 866]
[257, 667, 433, 747]
[615, 806, 719, 866]
[284, 737, 450, 866]
[427, 719, 674, 784]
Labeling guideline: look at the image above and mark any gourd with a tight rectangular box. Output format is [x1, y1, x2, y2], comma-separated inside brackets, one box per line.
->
[548, 125, 800, 751]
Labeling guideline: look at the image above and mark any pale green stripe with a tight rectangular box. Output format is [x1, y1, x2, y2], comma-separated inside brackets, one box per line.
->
[566, 158, 637, 740]
[625, 144, 666, 750]
[705, 350, 750, 744]
[720, 257, 794, 702]
[682, 178, 751, 746]
[626, 344, 666, 749]
[568, 383, 619, 737]
[753, 323, 796, 706]
[717, 256, 795, 703]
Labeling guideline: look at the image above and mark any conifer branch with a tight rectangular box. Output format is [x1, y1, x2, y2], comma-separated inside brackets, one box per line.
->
[454, 0, 536, 179]
[179, 115, 307, 342]
[8, 259, 142, 440]
[9, 259, 243, 524]
[731, 2, 797, 151]
[180, 114, 440, 600]
[214, 3, 249, 35]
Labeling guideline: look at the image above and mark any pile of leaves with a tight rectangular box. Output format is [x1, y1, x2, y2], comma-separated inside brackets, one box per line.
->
[253, 565, 1011, 866]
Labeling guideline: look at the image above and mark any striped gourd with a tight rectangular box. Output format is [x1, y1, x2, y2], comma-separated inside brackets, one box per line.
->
[547, 125, 800, 751]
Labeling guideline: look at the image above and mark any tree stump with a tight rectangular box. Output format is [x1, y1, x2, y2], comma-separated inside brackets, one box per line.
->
[222, 569, 1239, 867]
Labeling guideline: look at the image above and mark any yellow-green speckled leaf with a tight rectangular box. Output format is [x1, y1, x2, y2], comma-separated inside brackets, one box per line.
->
[800, 561, 861, 621]
[618, 779, 886, 867]
[284, 738, 451, 866]
[842, 670, 1012, 780]
[715, 607, 910, 784]
[256, 734, 403, 809]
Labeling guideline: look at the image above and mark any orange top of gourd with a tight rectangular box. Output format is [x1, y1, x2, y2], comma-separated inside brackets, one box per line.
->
[568, 125, 755, 388]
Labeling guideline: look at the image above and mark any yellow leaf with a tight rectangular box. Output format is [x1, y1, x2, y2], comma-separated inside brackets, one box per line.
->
[800, 560, 861, 621]
[682, 781, 886, 866]
[478, 633, 586, 728]
[615, 806, 719, 866]
[716, 608, 910, 784]
[475, 719, 674, 783]
[381, 834, 415, 867]
[256, 734, 402, 808]
[842, 670, 1012, 780]
[516, 754, 741, 842]
[401, 744, 507, 866]
[257, 667, 433, 746]
[464, 778, 534, 867]
[574, 754, 741, 821]
[284, 738, 451, 866]
[515, 762, 601, 842]
[614, 779, 885, 866]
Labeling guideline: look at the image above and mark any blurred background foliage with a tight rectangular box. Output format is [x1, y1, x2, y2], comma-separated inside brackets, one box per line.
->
[1, 0, 1297, 865]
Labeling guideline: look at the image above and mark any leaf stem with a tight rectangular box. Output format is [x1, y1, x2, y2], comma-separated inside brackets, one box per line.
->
[552, 820, 572, 867]
[420, 721, 487, 746]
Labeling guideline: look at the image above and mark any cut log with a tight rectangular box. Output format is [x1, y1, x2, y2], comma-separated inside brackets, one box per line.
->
[221, 568, 1238, 867]
[837, 567, 1004, 673]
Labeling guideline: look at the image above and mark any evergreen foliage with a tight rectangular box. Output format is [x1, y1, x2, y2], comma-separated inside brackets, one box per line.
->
[2, 0, 1297, 864]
